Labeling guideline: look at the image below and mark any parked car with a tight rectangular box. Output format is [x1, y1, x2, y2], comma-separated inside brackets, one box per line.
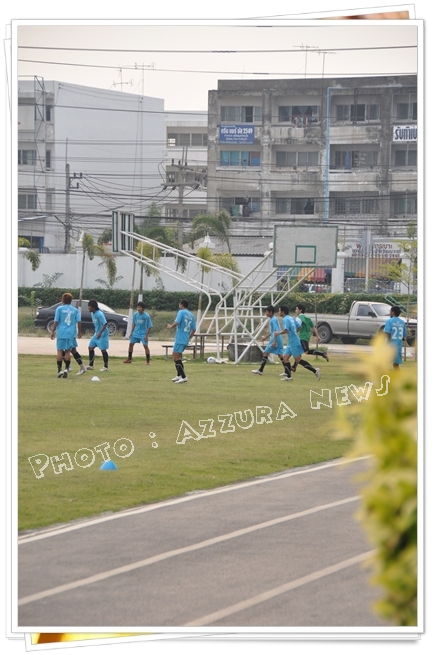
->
[314, 301, 417, 345]
[34, 300, 129, 336]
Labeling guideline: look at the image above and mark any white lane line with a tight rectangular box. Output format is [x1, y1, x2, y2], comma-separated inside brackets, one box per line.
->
[184, 550, 377, 627]
[19, 457, 370, 545]
[18, 495, 360, 607]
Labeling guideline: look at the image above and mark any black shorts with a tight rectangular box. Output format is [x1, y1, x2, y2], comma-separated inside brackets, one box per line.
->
[300, 340, 310, 353]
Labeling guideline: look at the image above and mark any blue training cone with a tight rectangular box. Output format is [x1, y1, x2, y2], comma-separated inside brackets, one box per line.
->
[100, 460, 118, 471]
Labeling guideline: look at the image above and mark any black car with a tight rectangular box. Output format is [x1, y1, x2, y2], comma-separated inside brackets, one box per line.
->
[34, 300, 129, 336]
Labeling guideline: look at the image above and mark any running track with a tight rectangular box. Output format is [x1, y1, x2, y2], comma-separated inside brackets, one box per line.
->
[17, 457, 389, 630]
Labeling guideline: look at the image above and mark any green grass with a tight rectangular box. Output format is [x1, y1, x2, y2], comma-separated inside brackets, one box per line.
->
[18, 353, 413, 531]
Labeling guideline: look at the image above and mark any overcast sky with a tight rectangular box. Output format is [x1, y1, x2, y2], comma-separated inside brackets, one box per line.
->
[15, 21, 418, 111]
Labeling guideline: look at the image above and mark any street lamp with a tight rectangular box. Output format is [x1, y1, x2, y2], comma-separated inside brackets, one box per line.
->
[196, 233, 216, 330]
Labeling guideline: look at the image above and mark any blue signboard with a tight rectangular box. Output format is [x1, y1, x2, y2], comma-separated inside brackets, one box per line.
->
[219, 124, 255, 144]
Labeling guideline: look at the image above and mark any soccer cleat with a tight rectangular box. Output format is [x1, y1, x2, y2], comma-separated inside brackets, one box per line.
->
[315, 368, 321, 380]
[123, 358, 132, 363]
[174, 377, 188, 383]
[252, 370, 263, 375]
[146, 361, 150, 365]
[86, 365, 94, 370]
[323, 352, 329, 362]
[57, 371, 64, 378]
[100, 367, 109, 372]
[68, 366, 73, 372]
[281, 376, 292, 381]
[63, 370, 68, 378]
[76, 367, 86, 376]
[171, 375, 181, 382]
[279, 372, 287, 376]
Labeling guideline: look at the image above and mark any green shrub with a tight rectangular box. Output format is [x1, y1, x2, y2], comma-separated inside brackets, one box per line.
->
[18, 288, 417, 315]
[336, 336, 417, 626]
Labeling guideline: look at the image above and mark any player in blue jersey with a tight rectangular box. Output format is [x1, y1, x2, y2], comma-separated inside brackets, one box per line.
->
[50, 293, 84, 378]
[252, 305, 285, 376]
[275, 305, 321, 381]
[86, 299, 110, 372]
[166, 299, 196, 383]
[384, 305, 407, 369]
[123, 301, 153, 365]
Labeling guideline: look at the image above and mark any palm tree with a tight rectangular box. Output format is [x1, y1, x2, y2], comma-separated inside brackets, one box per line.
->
[189, 210, 232, 252]
[78, 232, 96, 313]
[96, 252, 122, 289]
[133, 239, 162, 302]
[18, 237, 41, 271]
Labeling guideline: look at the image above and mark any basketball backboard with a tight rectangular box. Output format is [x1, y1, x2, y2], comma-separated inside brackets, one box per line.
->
[273, 225, 338, 268]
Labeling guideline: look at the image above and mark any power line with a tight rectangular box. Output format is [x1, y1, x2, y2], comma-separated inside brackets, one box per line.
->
[18, 45, 416, 53]
[18, 59, 417, 78]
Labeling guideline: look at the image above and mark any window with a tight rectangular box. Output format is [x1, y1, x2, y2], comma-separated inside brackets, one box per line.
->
[396, 94, 417, 120]
[167, 132, 208, 147]
[275, 151, 318, 167]
[394, 147, 417, 166]
[332, 197, 379, 215]
[276, 151, 297, 167]
[45, 105, 53, 122]
[220, 106, 262, 123]
[18, 150, 36, 165]
[275, 198, 315, 215]
[335, 103, 380, 122]
[297, 151, 318, 167]
[332, 150, 379, 169]
[220, 151, 260, 166]
[46, 189, 54, 211]
[392, 194, 417, 215]
[18, 192, 37, 210]
[356, 304, 372, 317]
[219, 197, 260, 216]
[278, 105, 319, 126]
[45, 150, 51, 170]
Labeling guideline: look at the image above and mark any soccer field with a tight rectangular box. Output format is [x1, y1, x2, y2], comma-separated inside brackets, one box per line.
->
[18, 352, 402, 531]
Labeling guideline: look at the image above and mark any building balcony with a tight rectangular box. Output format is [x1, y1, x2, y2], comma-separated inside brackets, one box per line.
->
[328, 169, 380, 192]
[270, 125, 321, 143]
[329, 124, 382, 141]
[389, 169, 417, 192]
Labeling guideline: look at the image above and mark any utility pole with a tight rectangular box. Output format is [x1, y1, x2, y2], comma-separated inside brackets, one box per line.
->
[65, 163, 71, 252]
[162, 146, 206, 247]
[64, 164, 83, 252]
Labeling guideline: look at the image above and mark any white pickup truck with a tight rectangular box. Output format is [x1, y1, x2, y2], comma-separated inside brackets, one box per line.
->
[314, 301, 417, 345]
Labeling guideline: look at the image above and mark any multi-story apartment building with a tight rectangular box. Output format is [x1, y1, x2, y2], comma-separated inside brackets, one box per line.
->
[207, 75, 417, 240]
[17, 78, 166, 252]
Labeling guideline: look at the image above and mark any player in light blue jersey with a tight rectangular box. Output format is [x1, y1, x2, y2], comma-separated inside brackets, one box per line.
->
[86, 299, 110, 372]
[252, 305, 285, 376]
[275, 305, 320, 381]
[123, 301, 153, 365]
[384, 305, 407, 368]
[50, 293, 84, 378]
[166, 299, 196, 383]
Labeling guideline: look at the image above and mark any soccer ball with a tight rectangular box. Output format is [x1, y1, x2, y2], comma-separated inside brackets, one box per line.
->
[207, 356, 216, 364]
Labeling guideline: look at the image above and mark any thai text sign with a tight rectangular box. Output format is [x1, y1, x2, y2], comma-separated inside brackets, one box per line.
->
[219, 124, 255, 144]
[393, 125, 417, 141]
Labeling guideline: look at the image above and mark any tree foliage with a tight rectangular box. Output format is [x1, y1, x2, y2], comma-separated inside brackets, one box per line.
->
[335, 336, 417, 626]
[18, 237, 41, 272]
[189, 210, 232, 252]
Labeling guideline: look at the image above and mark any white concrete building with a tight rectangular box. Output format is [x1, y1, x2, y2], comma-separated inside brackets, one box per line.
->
[18, 78, 166, 252]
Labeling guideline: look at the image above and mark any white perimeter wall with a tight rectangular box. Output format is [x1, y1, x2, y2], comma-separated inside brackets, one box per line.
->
[18, 253, 276, 295]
